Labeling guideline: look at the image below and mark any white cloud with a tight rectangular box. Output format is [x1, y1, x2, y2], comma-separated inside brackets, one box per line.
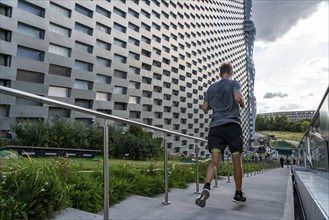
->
[253, 4, 329, 114]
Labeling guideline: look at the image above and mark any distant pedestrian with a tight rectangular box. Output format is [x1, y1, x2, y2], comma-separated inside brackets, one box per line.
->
[195, 62, 246, 208]
[280, 157, 284, 168]
[293, 158, 296, 165]
[286, 156, 291, 168]
[6, 130, 12, 139]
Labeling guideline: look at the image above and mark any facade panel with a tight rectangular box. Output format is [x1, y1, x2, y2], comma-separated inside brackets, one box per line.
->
[0, 0, 255, 157]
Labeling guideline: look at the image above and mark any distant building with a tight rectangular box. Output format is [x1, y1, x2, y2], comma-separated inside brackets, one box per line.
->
[257, 110, 315, 121]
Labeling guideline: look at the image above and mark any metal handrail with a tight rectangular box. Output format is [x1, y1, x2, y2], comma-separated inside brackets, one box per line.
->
[0, 86, 207, 142]
[0, 85, 207, 220]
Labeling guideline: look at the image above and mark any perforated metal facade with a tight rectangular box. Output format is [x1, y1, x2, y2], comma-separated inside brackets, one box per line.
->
[0, 0, 255, 157]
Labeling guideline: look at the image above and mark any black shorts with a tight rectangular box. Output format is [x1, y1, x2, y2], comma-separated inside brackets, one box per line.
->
[207, 123, 243, 154]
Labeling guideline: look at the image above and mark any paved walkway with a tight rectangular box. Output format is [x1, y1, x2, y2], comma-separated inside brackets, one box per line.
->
[55, 167, 294, 220]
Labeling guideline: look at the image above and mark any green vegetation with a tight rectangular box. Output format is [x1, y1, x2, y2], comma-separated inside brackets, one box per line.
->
[258, 131, 304, 141]
[0, 157, 276, 219]
[2, 117, 163, 161]
[256, 115, 309, 133]
[0, 117, 278, 219]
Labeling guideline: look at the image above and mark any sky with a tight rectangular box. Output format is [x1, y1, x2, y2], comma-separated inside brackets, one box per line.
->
[251, 1, 329, 114]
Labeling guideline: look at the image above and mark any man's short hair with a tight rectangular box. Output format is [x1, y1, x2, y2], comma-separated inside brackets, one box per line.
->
[220, 63, 233, 75]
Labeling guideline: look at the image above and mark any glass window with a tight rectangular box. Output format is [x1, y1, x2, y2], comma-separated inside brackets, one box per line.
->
[141, 22, 150, 31]
[96, 92, 111, 101]
[128, 22, 139, 32]
[113, 86, 127, 94]
[128, 36, 139, 46]
[0, 54, 11, 66]
[141, 36, 151, 44]
[49, 2, 70, 17]
[141, 9, 150, 18]
[96, 56, 111, 67]
[49, 22, 71, 37]
[75, 4, 92, 18]
[113, 38, 126, 48]
[0, 3, 12, 17]
[114, 102, 127, 110]
[49, 43, 71, 57]
[152, 22, 160, 31]
[152, 35, 161, 43]
[75, 22, 93, 36]
[129, 66, 140, 75]
[0, 28, 12, 42]
[48, 86, 69, 97]
[96, 22, 111, 34]
[129, 96, 140, 104]
[129, 111, 141, 118]
[49, 64, 71, 77]
[129, 81, 140, 89]
[17, 22, 44, 39]
[16, 69, 43, 83]
[113, 22, 126, 33]
[128, 8, 139, 18]
[152, 10, 160, 18]
[75, 99, 93, 108]
[75, 41, 93, 53]
[17, 46, 44, 61]
[74, 79, 92, 90]
[96, 74, 111, 84]
[17, 0, 44, 17]
[96, 5, 110, 18]
[113, 6, 126, 18]
[96, 39, 111, 51]
[114, 69, 127, 79]
[113, 54, 127, 64]
[75, 60, 93, 72]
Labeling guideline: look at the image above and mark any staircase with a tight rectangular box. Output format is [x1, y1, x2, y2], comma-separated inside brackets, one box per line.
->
[54, 167, 294, 220]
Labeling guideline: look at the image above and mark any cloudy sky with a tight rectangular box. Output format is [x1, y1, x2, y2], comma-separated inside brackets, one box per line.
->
[251, 1, 329, 113]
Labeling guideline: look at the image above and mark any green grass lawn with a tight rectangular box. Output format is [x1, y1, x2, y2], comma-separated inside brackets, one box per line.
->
[1, 156, 158, 172]
[258, 131, 304, 141]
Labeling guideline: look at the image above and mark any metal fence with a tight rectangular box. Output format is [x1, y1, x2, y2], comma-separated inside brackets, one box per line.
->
[296, 86, 329, 172]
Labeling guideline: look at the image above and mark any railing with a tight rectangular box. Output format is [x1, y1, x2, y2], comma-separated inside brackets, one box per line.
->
[293, 86, 329, 220]
[0, 85, 207, 220]
[0, 85, 272, 219]
[296, 86, 329, 172]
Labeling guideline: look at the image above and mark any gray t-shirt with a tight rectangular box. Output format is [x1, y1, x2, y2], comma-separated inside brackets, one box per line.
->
[204, 78, 241, 127]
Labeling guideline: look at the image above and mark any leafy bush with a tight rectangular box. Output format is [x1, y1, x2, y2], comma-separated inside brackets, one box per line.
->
[0, 158, 71, 220]
[109, 125, 163, 160]
[9, 116, 103, 150]
[7, 118, 163, 161]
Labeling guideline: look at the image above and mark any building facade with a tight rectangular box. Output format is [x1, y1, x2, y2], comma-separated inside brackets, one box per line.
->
[0, 0, 255, 157]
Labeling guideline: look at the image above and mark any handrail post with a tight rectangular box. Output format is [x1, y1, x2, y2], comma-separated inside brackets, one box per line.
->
[246, 155, 249, 177]
[194, 144, 200, 194]
[242, 152, 244, 178]
[103, 120, 109, 220]
[162, 138, 171, 205]
[227, 154, 231, 183]
[254, 157, 256, 176]
[214, 166, 219, 187]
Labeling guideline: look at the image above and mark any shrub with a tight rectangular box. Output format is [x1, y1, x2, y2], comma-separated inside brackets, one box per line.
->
[9, 116, 103, 150]
[0, 158, 71, 220]
[108, 125, 163, 160]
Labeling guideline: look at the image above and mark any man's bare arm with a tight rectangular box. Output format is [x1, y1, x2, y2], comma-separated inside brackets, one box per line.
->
[200, 101, 211, 113]
[234, 91, 245, 108]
